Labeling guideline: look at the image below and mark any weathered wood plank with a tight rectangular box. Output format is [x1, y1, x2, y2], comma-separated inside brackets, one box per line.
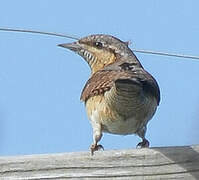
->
[0, 145, 199, 179]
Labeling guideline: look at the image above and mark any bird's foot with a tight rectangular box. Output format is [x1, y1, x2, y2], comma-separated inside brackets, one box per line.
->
[90, 144, 104, 155]
[136, 139, 149, 148]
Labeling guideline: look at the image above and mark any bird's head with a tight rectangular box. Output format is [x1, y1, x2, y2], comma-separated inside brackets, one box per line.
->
[58, 34, 140, 74]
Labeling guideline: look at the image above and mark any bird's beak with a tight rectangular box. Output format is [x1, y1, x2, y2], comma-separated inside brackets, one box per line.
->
[58, 42, 81, 53]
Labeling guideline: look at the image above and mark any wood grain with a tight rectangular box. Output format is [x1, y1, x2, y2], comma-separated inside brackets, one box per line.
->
[0, 145, 199, 179]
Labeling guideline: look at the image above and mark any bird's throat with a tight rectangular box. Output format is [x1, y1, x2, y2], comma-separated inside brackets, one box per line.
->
[90, 52, 116, 74]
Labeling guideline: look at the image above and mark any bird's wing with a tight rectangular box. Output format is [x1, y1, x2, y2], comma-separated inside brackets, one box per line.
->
[81, 67, 160, 105]
[108, 61, 160, 105]
[80, 70, 115, 102]
[114, 70, 160, 105]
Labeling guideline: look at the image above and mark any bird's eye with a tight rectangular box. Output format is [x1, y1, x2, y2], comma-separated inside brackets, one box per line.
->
[94, 42, 103, 49]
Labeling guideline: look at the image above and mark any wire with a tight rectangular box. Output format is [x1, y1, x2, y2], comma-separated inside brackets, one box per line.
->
[1, 27, 199, 60]
[0, 28, 80, 40]
[131, 49, 199, 60]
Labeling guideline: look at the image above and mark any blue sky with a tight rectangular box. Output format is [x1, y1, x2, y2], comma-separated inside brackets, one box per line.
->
[0, 1, 199, 156]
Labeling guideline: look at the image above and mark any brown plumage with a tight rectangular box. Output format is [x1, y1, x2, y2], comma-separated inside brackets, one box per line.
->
[58, 34, 160, 155]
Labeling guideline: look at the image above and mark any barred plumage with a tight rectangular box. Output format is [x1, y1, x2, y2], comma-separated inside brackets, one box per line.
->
[59, 34, 160, 155]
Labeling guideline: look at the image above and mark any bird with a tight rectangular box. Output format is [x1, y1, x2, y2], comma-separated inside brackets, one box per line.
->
[58, 34, 160, 155]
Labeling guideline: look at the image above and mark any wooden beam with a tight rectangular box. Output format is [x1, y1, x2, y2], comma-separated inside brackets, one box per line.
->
[0, 145, 199, 179]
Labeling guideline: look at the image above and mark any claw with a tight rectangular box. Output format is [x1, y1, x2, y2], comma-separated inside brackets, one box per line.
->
[136, 139, 149, 148]
[90, 144, 104, 155]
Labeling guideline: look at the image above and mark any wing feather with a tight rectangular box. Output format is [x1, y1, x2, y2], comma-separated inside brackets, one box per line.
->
[81, 68, 160, 105]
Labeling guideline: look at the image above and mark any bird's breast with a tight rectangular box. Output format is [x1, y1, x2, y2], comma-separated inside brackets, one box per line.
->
[85, 86, 158, 135]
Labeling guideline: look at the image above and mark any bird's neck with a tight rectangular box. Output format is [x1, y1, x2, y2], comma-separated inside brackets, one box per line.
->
[89, 53, 116, 75]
